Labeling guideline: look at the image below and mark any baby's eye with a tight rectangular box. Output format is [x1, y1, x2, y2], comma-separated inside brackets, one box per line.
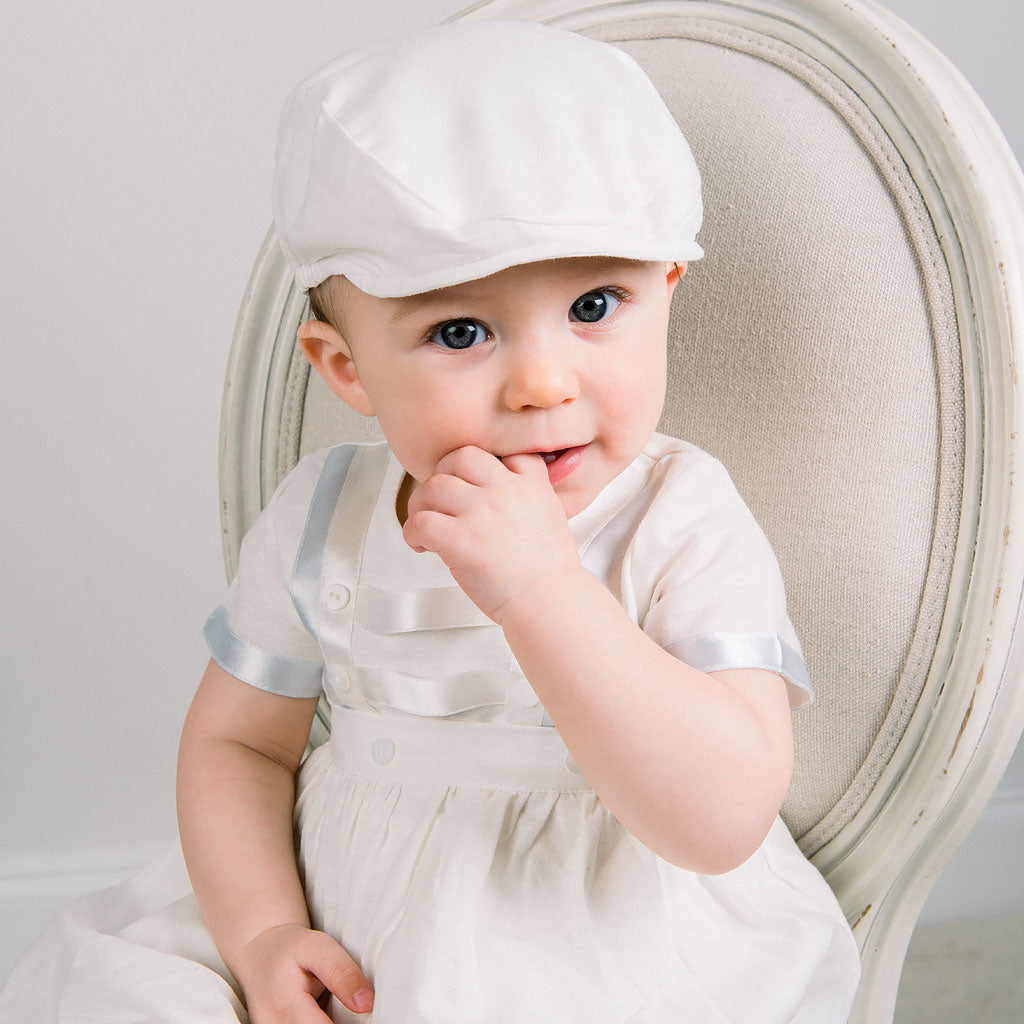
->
[569, 290, 621, 324]
[430, 319, 489, 350]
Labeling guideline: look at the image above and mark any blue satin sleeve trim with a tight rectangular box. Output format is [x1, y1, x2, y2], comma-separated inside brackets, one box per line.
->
[673, 632, 814, 707]
[203, 605, 324, 698]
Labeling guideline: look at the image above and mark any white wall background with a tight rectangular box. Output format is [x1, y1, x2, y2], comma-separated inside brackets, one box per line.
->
[3, 0, 1023, 982]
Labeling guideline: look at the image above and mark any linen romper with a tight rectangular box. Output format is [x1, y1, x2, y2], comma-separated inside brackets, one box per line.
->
[0, 432, 860, 1024]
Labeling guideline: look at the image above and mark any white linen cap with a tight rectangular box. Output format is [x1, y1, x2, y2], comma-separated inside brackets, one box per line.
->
[273, 20, 703, 298]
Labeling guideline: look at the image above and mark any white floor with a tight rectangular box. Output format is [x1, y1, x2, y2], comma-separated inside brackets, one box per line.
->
[896, 911, 1024, 1023]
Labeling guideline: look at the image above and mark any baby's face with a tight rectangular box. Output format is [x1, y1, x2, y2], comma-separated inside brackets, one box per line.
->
[305, 257, 681, 519]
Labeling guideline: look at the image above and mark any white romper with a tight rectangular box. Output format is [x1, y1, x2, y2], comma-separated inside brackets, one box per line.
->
[0, 432, 860, 1024]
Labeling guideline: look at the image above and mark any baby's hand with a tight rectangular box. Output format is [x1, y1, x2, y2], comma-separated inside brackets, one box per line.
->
[233, 923, 374, 1023]
[403, 445, 583, 622]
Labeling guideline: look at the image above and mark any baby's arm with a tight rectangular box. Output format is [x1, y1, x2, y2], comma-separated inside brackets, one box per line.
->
[404, 447, 793, 875]
[499, 575, 793, 875]
[177, 659, 375, 1021]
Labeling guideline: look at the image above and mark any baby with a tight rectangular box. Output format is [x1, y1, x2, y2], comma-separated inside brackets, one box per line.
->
[0, 19, 860, 1024]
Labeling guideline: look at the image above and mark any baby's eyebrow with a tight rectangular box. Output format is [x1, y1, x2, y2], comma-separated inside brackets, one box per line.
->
[388, 302, 422, 326]
[389, 299, 436, 326]
[388, 288, 486, 325]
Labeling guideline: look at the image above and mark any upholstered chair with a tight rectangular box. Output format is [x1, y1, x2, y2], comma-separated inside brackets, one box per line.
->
[216, 3, 1024, 1019]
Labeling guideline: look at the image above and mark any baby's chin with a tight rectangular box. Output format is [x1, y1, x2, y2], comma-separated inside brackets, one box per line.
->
[558, 490, 597, 521]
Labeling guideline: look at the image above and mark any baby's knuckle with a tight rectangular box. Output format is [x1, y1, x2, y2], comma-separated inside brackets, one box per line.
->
[321, 958, 363, 995]
[403, 509, 424, 533]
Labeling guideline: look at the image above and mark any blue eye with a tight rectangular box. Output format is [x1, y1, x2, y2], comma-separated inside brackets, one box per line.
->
[570, 290, 620, 323]
[431, 319, 488, 349]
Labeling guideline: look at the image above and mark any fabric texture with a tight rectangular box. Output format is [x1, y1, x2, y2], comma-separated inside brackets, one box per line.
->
[272, 20, 703, 296]
[2, 436, 860, 1022]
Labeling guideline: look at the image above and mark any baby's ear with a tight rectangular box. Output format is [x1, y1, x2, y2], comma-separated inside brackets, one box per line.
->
[297, 320, 374, 416]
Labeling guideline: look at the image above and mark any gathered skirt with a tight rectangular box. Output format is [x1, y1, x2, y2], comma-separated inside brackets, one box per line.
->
[1, 710, 859, 1023]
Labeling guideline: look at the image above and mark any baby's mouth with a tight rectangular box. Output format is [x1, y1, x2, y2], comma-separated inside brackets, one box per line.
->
[499, 445, 586, 468]
[541, 449, 567, 465]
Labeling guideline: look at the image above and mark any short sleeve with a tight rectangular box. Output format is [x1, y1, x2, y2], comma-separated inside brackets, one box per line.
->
[203, 450, 331, 698]
[633, 444, 812, 708]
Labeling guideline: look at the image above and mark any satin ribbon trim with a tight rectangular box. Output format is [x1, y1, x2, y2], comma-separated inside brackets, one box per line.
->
[355, 583, 494, 634]
[671, 632, 814, 707]
[290, 445, 358, 637]
[203, 605, 324, 698]
[353, 666, 541, 717]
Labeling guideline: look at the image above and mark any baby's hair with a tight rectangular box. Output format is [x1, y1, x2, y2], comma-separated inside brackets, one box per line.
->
[307, 276, 349, 334]
[307, 284, 329, 324]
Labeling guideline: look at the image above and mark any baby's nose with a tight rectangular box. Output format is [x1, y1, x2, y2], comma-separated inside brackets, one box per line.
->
[502, 342, 580, 411]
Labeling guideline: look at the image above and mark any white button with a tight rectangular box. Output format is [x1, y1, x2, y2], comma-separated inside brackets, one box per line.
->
[326, 668, 351, 694]
[325, 584, 351, 610]
[566, 753, 581, 773]
[371, 737, 395, 766]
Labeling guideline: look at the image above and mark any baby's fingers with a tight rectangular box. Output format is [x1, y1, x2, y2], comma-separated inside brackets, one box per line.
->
[300, 930, 375, 1016]
[432, 444, 500, 484]
[406, 471, 476, 520]
[403, 506, 454, 557]
[499, 451, 549, 479]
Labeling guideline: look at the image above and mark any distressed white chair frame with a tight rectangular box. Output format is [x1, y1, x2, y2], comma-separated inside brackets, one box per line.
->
[216, 2, 1024, 1020]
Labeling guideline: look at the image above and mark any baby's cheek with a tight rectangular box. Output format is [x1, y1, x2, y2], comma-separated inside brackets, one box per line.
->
[380, 418, 450, 482]
[606, 377, 662, 431]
